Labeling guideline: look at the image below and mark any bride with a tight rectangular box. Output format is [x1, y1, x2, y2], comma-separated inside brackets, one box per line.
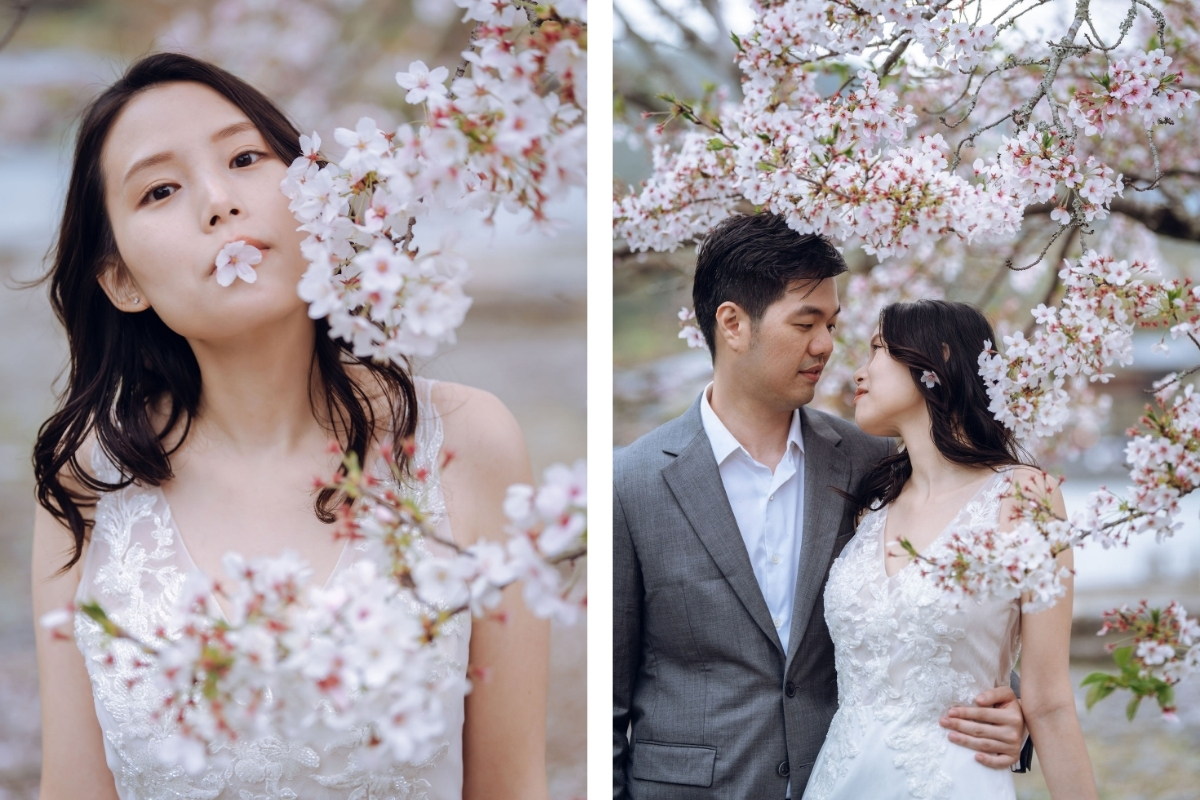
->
[30, 53, 549, 800]
[804, 300, 1097, 800]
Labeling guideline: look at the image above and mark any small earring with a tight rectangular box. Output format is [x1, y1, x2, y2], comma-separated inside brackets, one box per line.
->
[131, 296, 140, 305]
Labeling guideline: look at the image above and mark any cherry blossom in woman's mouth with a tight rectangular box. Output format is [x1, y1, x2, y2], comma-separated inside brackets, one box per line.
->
[214, 240, 265, 287]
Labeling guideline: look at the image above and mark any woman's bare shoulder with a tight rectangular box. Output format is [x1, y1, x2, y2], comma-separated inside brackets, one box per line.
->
[1007, 464, 1062, 496]
[427, 382, 532, 547]
[33, 429, 103, 571]
[430, 381, 526, 460]
[999, 464, 1068, 527]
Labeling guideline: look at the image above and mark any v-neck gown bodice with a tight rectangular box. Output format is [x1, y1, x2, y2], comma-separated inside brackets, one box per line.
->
[803, 468, 1021, 800]
[73, 377, 469, 800]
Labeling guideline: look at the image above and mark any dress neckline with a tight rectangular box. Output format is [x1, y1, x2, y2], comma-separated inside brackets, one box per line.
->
[878, 467, 1012, 580]
[90, 377, 444, 624]
[151, 482, 354, 625]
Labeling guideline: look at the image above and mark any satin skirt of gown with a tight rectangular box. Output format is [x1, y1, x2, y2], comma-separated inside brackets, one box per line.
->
[803, 467, 1021, 800]
[72, 377, 469, 800]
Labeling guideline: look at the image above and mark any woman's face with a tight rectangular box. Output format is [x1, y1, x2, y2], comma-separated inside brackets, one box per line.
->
[100, 81, 309, 341]
[852, 327, 925, 437]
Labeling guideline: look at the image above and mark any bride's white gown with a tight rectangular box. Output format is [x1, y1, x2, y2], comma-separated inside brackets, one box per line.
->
[73, 377, 469, 800]
[804, 467, 1020, 800]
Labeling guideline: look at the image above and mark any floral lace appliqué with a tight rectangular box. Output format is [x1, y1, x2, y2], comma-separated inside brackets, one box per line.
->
[807, 469, 1021, 800]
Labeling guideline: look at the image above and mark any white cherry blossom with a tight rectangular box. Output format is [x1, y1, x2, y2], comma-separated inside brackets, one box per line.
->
[214, 240, 262, 287]
[395, 61, 450, 105]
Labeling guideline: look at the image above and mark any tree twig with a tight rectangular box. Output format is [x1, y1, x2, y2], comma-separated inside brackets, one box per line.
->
[400, 217, 419, 258]
[450, 22, 482, 94]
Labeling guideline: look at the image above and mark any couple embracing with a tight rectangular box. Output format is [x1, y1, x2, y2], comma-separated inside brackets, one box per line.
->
[614, 213, 1098, 799]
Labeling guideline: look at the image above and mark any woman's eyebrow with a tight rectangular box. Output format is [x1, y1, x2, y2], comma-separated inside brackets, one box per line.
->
[211, 120, 256, 143]
[123, 151, 175, 187]
[122, 121, 257, 187]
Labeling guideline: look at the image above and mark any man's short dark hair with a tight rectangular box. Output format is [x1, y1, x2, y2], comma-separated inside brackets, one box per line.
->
[692, 213, 848, 358]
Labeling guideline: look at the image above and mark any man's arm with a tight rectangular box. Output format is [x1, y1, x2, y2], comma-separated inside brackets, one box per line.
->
[614, 488, 643, 799]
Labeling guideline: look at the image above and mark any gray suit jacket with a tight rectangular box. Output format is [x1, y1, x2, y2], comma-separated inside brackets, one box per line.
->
[614, 397, 891, 799]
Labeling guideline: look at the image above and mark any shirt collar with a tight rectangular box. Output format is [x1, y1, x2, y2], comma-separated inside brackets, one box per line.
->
[699, 383, 804, 467]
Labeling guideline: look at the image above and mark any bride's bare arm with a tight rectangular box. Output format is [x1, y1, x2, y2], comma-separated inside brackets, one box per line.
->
[32, 484, 119, 799]
[435, 382, 550, 800]
[1013, 470, 1098, 799]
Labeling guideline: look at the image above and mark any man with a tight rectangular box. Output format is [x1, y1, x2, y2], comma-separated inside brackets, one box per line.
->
[614, 213, 1027, 798]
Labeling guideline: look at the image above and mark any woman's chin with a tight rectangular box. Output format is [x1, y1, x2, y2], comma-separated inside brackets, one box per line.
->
[156, 293, 311, 342]
[853, 409, 888, 437]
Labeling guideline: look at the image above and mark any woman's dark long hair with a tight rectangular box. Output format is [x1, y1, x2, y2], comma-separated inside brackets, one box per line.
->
[846, 300, 1029, 519]
[34, 53, 416, 571]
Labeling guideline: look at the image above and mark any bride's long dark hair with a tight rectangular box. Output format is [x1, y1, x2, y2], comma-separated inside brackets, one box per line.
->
[33, 52, 416, 571]
[846, 300, 1029, 519]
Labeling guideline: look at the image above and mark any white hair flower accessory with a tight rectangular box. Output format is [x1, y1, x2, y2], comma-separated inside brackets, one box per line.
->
[921, 370, 941, 389]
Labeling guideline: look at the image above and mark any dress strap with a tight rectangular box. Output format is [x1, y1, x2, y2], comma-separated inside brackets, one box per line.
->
[972, 465, 1018, 528]
[408, 377, 447, 521]
[89, 440, 124, 485]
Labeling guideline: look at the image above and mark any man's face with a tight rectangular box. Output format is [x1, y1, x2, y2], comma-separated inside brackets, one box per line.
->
[720, 277, 840, 411]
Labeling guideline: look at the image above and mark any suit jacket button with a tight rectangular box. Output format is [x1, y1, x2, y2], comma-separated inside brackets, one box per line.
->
[777, 760, 790, 777]
[785, 682, 796, 697]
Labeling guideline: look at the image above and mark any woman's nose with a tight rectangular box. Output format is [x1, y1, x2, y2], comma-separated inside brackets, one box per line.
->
[199, 171, 244, 230]
[209, 207, 240, 227]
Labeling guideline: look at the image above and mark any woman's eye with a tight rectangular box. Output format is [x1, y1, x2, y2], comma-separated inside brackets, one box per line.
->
[232, 150, 263, 168]
[143, 184, 176, 204]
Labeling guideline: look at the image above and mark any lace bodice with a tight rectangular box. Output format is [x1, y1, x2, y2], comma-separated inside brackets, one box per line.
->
[805, 468, 1021, 800]
[73, 377, 469, 800]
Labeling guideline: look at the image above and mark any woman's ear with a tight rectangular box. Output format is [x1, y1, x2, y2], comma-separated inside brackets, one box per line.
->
[97, 257, 150, 313]
[941, 342, 950, 362]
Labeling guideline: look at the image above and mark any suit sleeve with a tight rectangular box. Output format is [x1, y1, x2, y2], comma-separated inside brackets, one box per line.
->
[613, 486, 642, 799]
[1008, 671, 1034, 772]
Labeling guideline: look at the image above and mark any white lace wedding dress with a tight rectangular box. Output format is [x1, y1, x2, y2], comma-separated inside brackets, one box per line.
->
[804, 467, 1021, 800]
[73, 377, 470, 800]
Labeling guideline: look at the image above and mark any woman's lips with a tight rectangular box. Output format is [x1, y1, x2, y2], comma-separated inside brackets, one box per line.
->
[854, 389, 867, 403]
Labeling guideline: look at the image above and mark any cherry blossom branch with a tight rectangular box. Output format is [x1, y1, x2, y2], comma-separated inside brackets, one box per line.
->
[1007, 220, 1074, 272]
[46, 447, 588, 770]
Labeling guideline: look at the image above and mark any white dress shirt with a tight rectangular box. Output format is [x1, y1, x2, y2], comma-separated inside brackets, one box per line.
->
[700, 384, 806, 654]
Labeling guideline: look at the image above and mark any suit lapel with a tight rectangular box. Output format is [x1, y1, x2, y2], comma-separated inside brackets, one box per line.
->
[785, 408, 851, 670]
[661, 415, 784, 655]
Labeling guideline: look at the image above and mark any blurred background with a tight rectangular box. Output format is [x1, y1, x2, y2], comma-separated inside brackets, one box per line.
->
[615, 0, 1200, 797]
[0, 1, 585, 798]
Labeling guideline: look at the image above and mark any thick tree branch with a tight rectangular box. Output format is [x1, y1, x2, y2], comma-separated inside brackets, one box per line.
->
[1025, 199, 1200, 243]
